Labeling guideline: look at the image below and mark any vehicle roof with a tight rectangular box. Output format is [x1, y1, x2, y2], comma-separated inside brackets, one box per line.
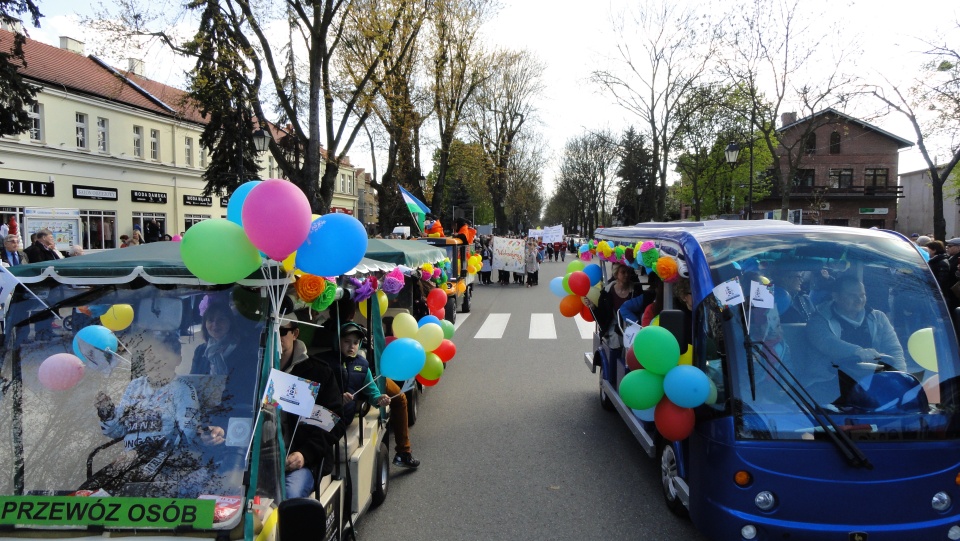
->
[366, 238, 448, 266]
[595, 220, 904, 245]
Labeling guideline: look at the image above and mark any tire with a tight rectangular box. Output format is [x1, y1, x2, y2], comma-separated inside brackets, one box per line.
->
[599, 366, 614, 411]
[444, 296, 457, 324]
[406, 388, 418, 427]
[658, 441, 689, 518]
[371, 440, 389, 507]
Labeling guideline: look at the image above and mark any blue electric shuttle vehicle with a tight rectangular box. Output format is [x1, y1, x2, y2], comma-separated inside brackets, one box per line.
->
[585, 220, 960, 541]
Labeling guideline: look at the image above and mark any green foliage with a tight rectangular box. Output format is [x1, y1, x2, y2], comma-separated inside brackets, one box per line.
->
[0, 0, 42, 137]
[615, 127, 655, 224]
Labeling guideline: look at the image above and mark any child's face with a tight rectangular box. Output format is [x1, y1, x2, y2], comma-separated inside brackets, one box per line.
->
[340, 334, 362, 358]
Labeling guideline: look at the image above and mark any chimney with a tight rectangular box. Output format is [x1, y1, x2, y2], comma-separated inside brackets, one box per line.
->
[59, 36, 85, 55]
[781, 112, 797, 127]
[1, 19, 24, 34]
[127, 58, 145, 77]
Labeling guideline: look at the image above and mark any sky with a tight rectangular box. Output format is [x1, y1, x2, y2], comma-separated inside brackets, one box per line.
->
[23, 0, 959, 196]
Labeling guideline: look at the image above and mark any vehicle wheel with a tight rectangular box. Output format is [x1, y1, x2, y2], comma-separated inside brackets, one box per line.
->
[406, 387, 418, 427]
[62, 316, 73, 332]
[658, 441, 689, 518]
[461, 285, 471, 313]
[599, 367, 614, 411]
[372, 440, 389, 507]
[444, 296, 457, 324]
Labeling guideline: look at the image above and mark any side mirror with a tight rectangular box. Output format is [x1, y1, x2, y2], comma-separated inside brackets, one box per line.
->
[277, 498, 326, 541]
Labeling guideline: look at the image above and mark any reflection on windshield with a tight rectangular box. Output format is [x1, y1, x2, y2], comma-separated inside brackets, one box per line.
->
[0, 284, 265, 505]
[703, 232, 960, 442]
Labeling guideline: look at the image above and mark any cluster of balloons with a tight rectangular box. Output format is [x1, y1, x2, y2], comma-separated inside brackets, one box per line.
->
[617, 326, 715, 442]
[38, 321, 124, 391]
[549, 260, 603, 321]
[425, 287, 448, 320]
[182, 179, 368, 284]
[465, 253, 482, 275]
[575, 239, 685, 283]
[379, 313, 457, 387]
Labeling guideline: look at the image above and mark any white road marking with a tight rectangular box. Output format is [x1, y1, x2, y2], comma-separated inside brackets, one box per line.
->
[574, 315, 595, 340]
[474, 313, 511, 339]
[529, 313, 557, 339]
[453, 313, 470, 331]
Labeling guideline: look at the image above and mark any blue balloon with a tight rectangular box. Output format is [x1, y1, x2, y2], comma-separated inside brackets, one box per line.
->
[226, 181, 262, 226]
[73, 325, 119, 363]
[295, 213, 368, 276]
[578, 244, 589, 254]
[380, 338, 426, 381]
[549, 277, 567, 298]
[418, 315, 441, 327]
[773, 286, 792, 315]
[632, 406, 656, 422]
[584, 264, 603, 286]
[663, 365, 710, 408]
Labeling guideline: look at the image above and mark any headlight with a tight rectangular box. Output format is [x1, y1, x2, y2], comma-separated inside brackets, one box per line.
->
[741, 524, 757, 539]
[755, 490, 776, 511]
[933, 492, 952, 512]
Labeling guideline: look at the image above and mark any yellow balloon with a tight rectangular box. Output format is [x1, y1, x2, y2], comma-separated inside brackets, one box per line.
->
[705, 379, 718, 405]
[679, 345, 694, 365]
[360, 290, 390, 318]
[393, 313, 419, 339]
[456, 280, 467, 294]
[358, 300, 368, 319]
[416, 323, 444, 351]
[651, 315, 660, 327]
[282, 252, 297, 273]
[907, 327, 939, 372]
[586, 284, 602, 305]
[101, 304, 134, 331]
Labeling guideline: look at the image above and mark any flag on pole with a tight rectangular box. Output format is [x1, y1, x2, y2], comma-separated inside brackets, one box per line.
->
[398, 185, 430, 235]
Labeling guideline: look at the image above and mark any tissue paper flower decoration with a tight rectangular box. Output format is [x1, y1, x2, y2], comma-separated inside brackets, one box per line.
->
[383, 268, 405, 294]
[354, 277, 376, 303]
[641, 246, 660, 269]
[656, 256, 679, 282]
[310, 280, 338, 311]
[296, 274, 326, 302]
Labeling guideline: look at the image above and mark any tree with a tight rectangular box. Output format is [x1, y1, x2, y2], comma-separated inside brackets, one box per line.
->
[558, 131, 620, 234]
[426, 138, 494, 225]
[470, 49, 544, 234]
[591, 0, 720, 220]
[614, 127, 654, 225]
[503, 133, 546, 232]
[0, 0, 42, 137]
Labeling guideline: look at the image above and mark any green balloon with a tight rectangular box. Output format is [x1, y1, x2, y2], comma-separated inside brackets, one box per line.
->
[562, 274, 573, 295]
[619, 369, 665, 410]
[566, 260, 586, 274]
[633, 326, 681, 375]
[181, 219, 262, 284]
[439, 319, 456, 340]
[419, 352, 444, 380]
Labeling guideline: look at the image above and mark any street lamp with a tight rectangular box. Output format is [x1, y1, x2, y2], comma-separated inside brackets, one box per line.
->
[725, 140, 754, 220]
[253, 127, 270, 153]
[724, 141, 741, 168]
[636, 187, 643, 224]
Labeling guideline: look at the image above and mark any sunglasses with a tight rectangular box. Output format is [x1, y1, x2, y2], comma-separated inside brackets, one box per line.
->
[279, 326, 297, 336]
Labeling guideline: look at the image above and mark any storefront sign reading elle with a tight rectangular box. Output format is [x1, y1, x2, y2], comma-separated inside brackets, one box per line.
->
[1, 179, 54, 197]
[73, 185, 118, 201]
[131, 190, 167, 204]
[184, 195, 213, 207]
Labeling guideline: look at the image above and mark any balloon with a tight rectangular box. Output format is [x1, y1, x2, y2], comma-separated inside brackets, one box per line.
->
[100, 304, 134, 331]
[426, 287, 449, 312]
[419, 315, 442, 327]
[281, 252, 297, 273]
[439, 320, 455, 339]
[467, 265, 478, 274]
[626, 347, 642, 371]
[663, 365, 711, 408]
[923, 374, 940, 404]
[632, 326, 680, 375]
[181, 219, 262, 284]
[583, 264, 603, 286]
[562, 274, 573, 295]
[296, 213, 368, 277]
[434, 339, 457, 362]
[586, 284, 601, 305]
[38, 353, 85, 391]
[380, 338, 426, 381]
[655, 398, 696, 442]
[73, 325, 119, 362]
[170, 235, 182, 242]
[431, 307, 446, 320]
[416, 374, 440, 387]
[618, 369, 665, 410]
[559, 295, 583, 318]
[549, 277, 567, 298]
[226, 180, 261, 226]
[456, 281, 467, 294]
[679, 345, 693, 366]
[568, 271, 590, 296]
[907, 327, 938, 372]
[566, 260, 585, 274]
[415, 323, 444, 352]
[240, 179, 312, 260]
[579, 304, 594, 322]
[358, 292, 388, 319]
[393, 313, 419, 339]
[705, 379, 718, 405]
[384, 336, 397, 346]
[419, 352, 444, 380]
[632, 406, 656, 422]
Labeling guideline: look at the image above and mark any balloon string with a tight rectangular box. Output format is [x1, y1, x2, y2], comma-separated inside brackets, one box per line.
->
[352, 374, 381, 395]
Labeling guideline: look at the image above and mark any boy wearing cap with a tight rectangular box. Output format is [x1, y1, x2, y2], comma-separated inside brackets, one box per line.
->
[334, 322, 420, 469]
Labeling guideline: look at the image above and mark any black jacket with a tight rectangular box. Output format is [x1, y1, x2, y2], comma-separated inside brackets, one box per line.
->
[24, 241, 59, 262]
[283, 356, 345, 476]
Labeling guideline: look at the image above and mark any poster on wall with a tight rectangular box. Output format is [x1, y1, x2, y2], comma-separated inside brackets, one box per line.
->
[23, 208, 81, 251]
[491, 236, 524, 272]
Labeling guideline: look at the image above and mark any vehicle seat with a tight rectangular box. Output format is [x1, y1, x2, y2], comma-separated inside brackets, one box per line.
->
[780, 323, 808, 375]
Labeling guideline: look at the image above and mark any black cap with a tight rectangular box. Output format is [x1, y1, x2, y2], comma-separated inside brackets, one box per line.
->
[340, 321, 366, 338]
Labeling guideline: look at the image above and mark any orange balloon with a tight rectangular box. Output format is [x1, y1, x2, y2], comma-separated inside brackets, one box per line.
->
[559, 295, 583, 318]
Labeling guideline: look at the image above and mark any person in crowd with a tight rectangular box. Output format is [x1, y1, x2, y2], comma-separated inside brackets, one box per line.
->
[554, 240, 566, 262]
[479, 237, 493, 285]
[453, 217, 476, 245]
[584, 263, 643, 348]
[67, 245, 85, 258]
[24, 229, 63, 262]
[546, 243, 554, 262]
[945, 238, 960, 313]
[162, 234, 173, 241]
[926, 240, 951, 293]
[119, 234, 131, 248]
[620, 273, 660, 326]
[325, 322, 419, 469]
[774, 266, 815, 323]
[806, 275, 905, 369]
[524, 237, 541, 287]
[1, 234, 27, 267]
[915, 235, 932, 262]
[131, 230, 145, 245]
[278, 314, 345, 498]
[190, 300, 259, 422]
[144, 218, 161, 243]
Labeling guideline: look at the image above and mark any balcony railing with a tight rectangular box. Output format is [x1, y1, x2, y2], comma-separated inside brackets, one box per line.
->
[768, 185, 903, 198]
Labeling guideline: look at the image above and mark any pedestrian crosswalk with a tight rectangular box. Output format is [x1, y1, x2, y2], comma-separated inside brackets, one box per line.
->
[458, 312, 595, 340]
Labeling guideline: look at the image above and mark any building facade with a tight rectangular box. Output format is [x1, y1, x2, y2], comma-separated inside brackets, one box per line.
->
[898, 167, 957, 238]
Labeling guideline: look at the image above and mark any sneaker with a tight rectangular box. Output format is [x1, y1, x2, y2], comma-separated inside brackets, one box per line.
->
[393, 452, 420, 469]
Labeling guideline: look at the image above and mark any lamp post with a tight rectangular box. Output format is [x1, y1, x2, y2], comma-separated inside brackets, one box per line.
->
[636, 187, 643, 224]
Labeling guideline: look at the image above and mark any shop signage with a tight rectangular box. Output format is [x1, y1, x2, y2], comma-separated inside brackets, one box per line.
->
[0, 496, 214, 530]
[73, 185, 118, 201]
[1, 179, 54, 197]
[330, 206, 354, 215]
[859, 208, 889, 215]
[184, 195, 213, 207]
[131, 190, 167, 204]
[220, 196, 229, 208]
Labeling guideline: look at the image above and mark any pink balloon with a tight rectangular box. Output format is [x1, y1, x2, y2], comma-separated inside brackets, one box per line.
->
[38, 353, 85, 391]
[241, 179, 312, 261]
[171, 235, 182, 242]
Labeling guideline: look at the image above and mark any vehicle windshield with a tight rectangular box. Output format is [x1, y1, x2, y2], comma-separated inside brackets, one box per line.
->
[702, 231, 960, 442]
[0, 281, 266, 505]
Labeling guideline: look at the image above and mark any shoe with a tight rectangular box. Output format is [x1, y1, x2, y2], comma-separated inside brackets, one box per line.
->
[393, 452, 420, 469]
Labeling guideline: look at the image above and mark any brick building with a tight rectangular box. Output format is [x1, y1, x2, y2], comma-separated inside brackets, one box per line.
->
[753, 108, 913, 228]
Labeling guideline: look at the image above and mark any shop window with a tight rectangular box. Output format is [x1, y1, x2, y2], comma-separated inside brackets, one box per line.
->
[184, 214, 210, 232]
[132, 212, 167, 240]
[80, 210, 117, 250]
[0, 206, 26, 245]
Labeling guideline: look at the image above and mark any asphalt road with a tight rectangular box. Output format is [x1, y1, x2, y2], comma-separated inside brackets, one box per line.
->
[357, 261, 709, 541]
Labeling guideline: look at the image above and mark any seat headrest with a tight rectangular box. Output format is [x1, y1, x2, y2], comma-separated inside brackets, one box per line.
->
[136, 297, 183, 331]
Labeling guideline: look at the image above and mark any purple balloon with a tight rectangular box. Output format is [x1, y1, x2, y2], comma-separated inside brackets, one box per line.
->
[241, 179, 312, 261]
